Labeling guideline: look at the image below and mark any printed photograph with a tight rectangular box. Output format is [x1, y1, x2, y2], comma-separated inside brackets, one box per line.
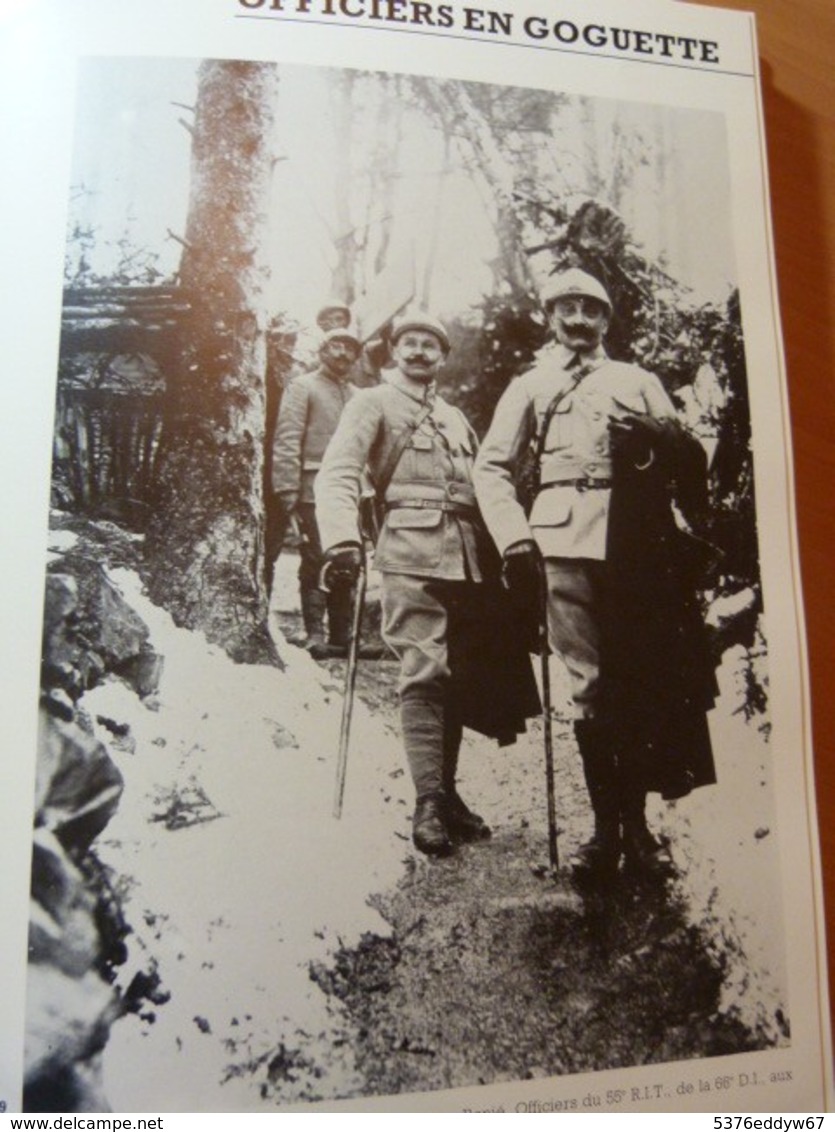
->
[27, 54, 786, 1112]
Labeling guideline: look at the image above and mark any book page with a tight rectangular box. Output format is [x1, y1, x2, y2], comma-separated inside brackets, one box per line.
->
[0, 0, 831, 1114]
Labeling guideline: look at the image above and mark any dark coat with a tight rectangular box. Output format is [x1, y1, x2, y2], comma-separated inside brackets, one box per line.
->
[447, 534, 542, 746]
[599, 421, 718, 799]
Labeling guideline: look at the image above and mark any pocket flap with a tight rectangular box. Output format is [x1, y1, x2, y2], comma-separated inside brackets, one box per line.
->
[408, 433, 433, 451]
[385, 508, 443, 530]
[530, 496, 573, 528]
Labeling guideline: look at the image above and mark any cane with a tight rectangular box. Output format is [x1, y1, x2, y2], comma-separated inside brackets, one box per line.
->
[538, 559, 559, 870]
[331, 553, 367, 819]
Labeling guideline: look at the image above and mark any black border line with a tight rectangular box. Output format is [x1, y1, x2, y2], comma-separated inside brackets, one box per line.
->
[235, 12, 755, 79]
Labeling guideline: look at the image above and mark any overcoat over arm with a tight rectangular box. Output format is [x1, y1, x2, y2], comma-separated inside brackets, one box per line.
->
[473, 343, 717, 795]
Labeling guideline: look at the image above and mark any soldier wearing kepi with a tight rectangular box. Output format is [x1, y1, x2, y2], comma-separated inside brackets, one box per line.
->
[473, 269, 716, 885]
[315, 299, 352, 335]
[315, 310, 539, 856]
[269, 326, 362, 659]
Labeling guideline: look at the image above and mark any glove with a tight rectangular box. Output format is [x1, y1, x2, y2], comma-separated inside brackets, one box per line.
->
[502, 540, 544, 653]
[320, 543, 363, 591]
[502, 539, 543, 595]
[608, 410, 678, 465]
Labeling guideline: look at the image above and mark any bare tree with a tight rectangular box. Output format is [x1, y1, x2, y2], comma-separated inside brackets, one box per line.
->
[328, 71, 407, 307]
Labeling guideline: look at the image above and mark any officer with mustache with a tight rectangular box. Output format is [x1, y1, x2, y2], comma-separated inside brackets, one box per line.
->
[315, 309, 538, 856]
[474, 269, 716, 886]
[270, 326, 362, 658]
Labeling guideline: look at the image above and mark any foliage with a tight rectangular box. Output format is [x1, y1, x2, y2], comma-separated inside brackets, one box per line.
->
[442, 198, 760, 598]
[440, 292, 546, 436]
[65, 184, 166, 288]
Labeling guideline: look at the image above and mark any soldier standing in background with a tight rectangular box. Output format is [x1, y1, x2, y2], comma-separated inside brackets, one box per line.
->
[474, 269, 716, 887]
[313, 297, 384, 388]
[315, 311, 539, 856]
[263, 301, 349, 597]
[315, 299, 352, 336]
[269, 326, 362, 659]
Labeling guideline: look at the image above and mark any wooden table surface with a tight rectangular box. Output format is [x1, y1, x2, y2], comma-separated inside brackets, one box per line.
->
[688, 0, 835, 1042]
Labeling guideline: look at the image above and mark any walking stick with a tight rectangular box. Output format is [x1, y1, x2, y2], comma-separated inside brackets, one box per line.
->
[538, 560, 559, 870]
[332, 553, 367, 819]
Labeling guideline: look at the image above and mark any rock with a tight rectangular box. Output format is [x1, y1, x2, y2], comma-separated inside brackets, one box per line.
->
[29, 830, 99, 977]
[25, 825, 122, 1112]
[27, 517, 169, 1112]
[113, 643, 165, 698]
[36, 707, 124, 854]
[43, 560, 163, 700]
[24, 965, 118, 1090]
[44, 688, 76, 722]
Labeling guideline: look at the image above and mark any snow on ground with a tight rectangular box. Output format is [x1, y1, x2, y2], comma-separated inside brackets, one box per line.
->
[655, 641, 787, 1042]
[93, 564, 413, 1111]
[88, 553, 786, 1110]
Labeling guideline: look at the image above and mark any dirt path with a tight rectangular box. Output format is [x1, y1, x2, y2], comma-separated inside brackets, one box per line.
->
[310, 855, 758, 1098]
[268, 602, 775, 1105]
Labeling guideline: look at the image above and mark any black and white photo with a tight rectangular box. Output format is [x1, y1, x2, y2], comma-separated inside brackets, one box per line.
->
[1, 0, 831, 1115]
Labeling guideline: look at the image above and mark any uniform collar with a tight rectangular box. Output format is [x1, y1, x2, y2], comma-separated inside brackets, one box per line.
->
[318, 365, 351, 385]
[554, 342, 608, 371]
[389, 368, 437, 405]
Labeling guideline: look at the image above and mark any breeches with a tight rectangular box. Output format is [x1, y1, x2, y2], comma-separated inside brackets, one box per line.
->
[381, 574, 479, 701]
[381, 574, 475, 796]
[544, 558, 605, 720]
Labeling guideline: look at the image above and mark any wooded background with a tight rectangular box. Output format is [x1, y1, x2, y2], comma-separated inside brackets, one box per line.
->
[57, 58, 758, 675]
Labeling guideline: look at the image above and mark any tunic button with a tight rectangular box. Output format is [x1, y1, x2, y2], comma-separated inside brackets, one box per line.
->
[449, 483, 457, 496]
[587, 463, 597, 473]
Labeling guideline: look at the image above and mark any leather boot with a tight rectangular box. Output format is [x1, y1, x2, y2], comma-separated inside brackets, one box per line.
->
[442, 709, 490, 842]
[569, 719, 621, 885]
[621, 788, 674, 880]
[325, 587, 352, 658]
[324, 587, 386, 660]
[412, 793, 453, 857]
[402, 695, 453, 856]
[302, 589, 332, 658]
[445, 793, 491, 842]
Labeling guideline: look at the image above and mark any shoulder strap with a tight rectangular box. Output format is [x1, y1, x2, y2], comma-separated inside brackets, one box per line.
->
[530, 361, 592, 464]
[372, 402, 434, 501]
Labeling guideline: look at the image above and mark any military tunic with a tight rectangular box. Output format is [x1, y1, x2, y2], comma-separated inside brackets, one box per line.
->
[316, 370, 481, 700]
[473, 343, 677, 559]
[473, 342, 679, 719]
[272, 366, 354, 505]
[270, 364, 355, 635]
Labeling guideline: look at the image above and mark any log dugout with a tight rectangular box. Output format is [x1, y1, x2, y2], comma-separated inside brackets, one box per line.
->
[53, 388, 165, 527]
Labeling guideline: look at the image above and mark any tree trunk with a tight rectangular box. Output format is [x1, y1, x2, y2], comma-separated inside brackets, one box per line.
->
[144, 60, 280, 665]
[420, 131, 452, 307]
[412, 77, 534, 298]
[330, 71, 359, 304]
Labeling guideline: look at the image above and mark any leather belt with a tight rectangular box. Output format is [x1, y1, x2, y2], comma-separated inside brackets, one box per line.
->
[386, 499, 477, 514]
[541, 477, 613, 492]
